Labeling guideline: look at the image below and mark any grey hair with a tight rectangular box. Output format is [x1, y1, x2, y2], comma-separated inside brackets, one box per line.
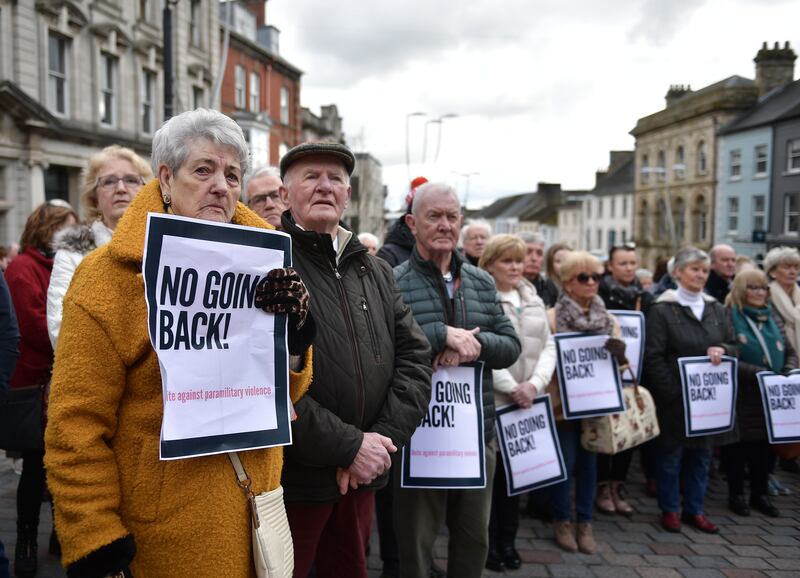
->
[635, 268, 653, 280]
[151, 108, 251, 178]
[673, 246, 710, 271]
[460, 219, 492, 244]
[411, 182, 460, 217]
[243, 166, 281, 201]
[709, 244, 735, 262]
[763, 246, 800, 275]
[358, 232, 379, 246]
[518, 231, 546, 245]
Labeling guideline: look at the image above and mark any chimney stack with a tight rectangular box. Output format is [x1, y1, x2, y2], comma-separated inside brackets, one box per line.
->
[754, 41, 796, 97]
[665, 84, 692, 107]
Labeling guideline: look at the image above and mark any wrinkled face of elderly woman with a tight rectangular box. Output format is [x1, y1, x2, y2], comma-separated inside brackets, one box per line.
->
[674, 260, 709, 293]
[159, 139, 242, 223]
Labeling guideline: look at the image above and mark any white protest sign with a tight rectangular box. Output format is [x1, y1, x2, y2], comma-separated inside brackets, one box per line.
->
[401, 363, 485, 489]
[554, 333, 625, 419]
[609, 310, 645, 383]
[143, 213, 293, 460]
[495, 395, 566, 496]
[757, 370, 800, 444]
[678, 355, 738, 437]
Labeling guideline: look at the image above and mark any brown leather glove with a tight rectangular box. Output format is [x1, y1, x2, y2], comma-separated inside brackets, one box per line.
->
[604, 337, 629, 366]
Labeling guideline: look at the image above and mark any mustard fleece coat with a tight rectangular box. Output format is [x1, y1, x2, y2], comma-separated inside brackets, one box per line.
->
[44, 179, 313, 577]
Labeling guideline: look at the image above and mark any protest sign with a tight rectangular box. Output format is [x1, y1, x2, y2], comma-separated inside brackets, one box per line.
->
[757, 370, 800, 444]
[609, 310, 645, 384]
[401, 363, 485, 489]
[678, 355, 738, 437]
[143, 213, 292, 460]
[554, 333, 625, 419]
[495, 395, 566, 496]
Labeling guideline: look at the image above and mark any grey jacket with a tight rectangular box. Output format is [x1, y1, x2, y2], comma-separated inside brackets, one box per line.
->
[394, 248, 521, 441]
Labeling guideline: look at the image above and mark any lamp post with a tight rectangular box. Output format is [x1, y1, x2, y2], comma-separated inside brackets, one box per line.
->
[405, 112, 426, 185]
[422, 114, 458, 164]
[456, 171, 479, 209]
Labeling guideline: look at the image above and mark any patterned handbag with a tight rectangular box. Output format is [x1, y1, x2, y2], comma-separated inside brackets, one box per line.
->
[580, 367, 660, 454]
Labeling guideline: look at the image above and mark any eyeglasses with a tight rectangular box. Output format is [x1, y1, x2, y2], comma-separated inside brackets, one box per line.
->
[745, 285, 769, 292]
[249, 192, 281, 208]
[574, 272, 602, 284]
[97, 174, 144, 192]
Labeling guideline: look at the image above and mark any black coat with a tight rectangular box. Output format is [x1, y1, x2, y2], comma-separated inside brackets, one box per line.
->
[704, 270, 731, 304]
[280, 214, 433, 503]
[0, 274, 19, 392]
[531, 275, 559, 308]
[598, 274, 653, 313]
[376, 218, 415, 267]
[644, 290, 739, 449]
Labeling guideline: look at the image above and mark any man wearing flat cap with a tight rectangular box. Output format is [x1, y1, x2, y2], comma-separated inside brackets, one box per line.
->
[277, 142, 433, 578]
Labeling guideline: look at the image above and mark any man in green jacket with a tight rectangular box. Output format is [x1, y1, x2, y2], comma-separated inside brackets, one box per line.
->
[394, 182, 521, 578]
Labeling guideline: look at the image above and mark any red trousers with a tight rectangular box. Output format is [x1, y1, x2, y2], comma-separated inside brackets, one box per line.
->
[286, 489, 375, 578]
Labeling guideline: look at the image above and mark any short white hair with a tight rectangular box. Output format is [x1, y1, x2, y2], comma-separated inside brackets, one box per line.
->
[358, 232, 379, 246]
[763, 246, 800, 275]
[243, 166, 281, 202]
[673, 246, 709, 271]
[411, 182, 460, 217]
[460, 219, 492, 244]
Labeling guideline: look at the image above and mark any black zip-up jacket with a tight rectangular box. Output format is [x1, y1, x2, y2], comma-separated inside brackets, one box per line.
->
[394, 248, 521, 441]
[280, 213, 432, 503]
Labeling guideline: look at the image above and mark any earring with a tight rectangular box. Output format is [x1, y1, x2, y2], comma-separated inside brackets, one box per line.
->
[162, 193, 171, 205]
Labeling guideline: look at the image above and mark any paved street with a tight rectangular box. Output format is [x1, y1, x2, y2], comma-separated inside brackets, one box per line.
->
[1, 455, 797, 577]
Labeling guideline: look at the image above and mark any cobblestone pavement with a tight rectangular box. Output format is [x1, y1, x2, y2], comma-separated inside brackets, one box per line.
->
[1, 455, 797, 578]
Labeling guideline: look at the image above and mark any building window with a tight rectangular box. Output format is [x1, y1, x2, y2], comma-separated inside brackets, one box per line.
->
[675, 145, 685, 179]
[730, 149, 742, 179]
[608, 229, 616, 248]
[753, 195, 766, 231]
[597, 229, 603, 249]
[44, 166, 70, 202]
[235, 65, 246, 109]
[610, 198, 616, 218]
[656, 199, 667, 240]
[138, 0, 152, 22]
[622, 229, 628, 243]
[190, 0, 202, 47]
[785, 193, 800, 235]
[788, 139, 800, 173]
[622, 197, 628, 218]
[755, 145, 768, 176]
[693, 196, 708, 243]
[697, 141, 707, 175]
[657, 151, 666, 181]
[674, 197, 685, 242]
[638, 200, 649, 241]
[193, 86, 204, 109]
[586, 201, 591, 219]
[640, 154, 649, 183]
[280, 86, 290, 124]
[99, 53, 117, 126]
[141, 69, 155, 134]
[598, 199, 603, 218]
[47, 32, 68, 115]
[728, 197, 739, 233]
[249, 72, 260, 113]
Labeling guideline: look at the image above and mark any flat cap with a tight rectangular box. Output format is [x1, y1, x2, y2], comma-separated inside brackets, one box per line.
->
[279, 142, 356, 179]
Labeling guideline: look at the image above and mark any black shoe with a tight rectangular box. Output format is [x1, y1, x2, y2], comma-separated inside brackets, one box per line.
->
[728, 495, 750, 516]
[501, 545, 522, 570]
[750, 495, 780, 517]
[14, 524, 38, 578]
[485, 548, 505, 572]
[780, 458, 799, 474]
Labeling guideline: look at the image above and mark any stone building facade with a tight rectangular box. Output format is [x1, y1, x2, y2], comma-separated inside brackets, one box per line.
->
[580, 151, 634, 256]
[346, 152, 385, 236]
[0, 0, 218, 244]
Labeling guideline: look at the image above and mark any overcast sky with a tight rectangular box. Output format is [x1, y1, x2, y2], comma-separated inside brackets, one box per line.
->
[266, 0, 799, 211]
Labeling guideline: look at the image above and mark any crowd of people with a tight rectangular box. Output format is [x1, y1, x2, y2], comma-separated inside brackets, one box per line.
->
[0, 107, 797, 578]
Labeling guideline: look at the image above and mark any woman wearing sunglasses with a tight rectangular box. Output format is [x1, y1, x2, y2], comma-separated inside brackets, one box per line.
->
[722, 269, 794, 518]
[644, 246, 738, 535]
[546, 251, 624, 554]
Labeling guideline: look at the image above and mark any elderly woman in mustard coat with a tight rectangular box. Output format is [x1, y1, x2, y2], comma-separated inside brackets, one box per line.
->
[45, 109, 314, 578]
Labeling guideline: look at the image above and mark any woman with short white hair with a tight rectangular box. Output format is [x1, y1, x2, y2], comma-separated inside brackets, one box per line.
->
[764, 246, 800, 352]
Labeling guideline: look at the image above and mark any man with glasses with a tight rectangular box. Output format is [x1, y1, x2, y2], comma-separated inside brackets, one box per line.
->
[245, 166, 286, 228]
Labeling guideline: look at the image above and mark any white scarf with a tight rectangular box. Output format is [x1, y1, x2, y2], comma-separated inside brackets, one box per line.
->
[769, 280, 800, 352]
[676, 284, 705, 321]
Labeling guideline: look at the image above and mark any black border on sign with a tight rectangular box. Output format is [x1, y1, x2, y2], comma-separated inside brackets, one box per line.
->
[400, 362, 486, 489]
[495, 395, 567, 496]
[142, 213, 292, 459]
[679, 355, 738, 438]
[553, 332, 625, 419]
[608, 310, 646, 384]
[757, 369, 800, 444]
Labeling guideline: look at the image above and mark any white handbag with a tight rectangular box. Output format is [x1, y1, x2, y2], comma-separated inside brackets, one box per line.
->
[229, 452, 294, 578]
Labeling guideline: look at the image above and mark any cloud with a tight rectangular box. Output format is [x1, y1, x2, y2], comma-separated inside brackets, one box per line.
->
[627, 0, 708, 46]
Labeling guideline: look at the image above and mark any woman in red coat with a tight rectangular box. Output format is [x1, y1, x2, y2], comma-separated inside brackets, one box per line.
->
[5, 199, 77, 577]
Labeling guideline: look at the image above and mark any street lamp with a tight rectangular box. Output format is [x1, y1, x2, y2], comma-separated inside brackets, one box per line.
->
[455, 171, 479, 209]
[422, 114, 458, 164]
[405, 112, 426, 185]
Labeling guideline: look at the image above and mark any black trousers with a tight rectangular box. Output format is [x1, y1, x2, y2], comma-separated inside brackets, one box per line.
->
[489, 451, 519, 551]
[720, 441, 772, 499]
[375, 458, 399, 575]
[597, 447, 635, 483]
[17, 450, 46, 530]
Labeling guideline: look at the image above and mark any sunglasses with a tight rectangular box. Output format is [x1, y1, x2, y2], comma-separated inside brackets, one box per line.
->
[574, 272, 602, 284]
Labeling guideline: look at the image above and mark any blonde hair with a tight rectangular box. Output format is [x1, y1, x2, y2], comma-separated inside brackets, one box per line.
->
[479, 234, 526, 270]
[81, 145, 152, 221]
[558, 251, 603, 284]
[725, 268, 769, 308]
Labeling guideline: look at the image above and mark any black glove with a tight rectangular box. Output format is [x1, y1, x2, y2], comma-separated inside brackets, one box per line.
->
[255, 267, 315, 355]
[604, 337, 629, 366]
[67, 535, 135, 578]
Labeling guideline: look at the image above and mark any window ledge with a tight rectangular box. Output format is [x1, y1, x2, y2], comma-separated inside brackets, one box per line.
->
[729, 176, 742, 182]
[782, 170, 800, 177]
[753, 174, 768, 180]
